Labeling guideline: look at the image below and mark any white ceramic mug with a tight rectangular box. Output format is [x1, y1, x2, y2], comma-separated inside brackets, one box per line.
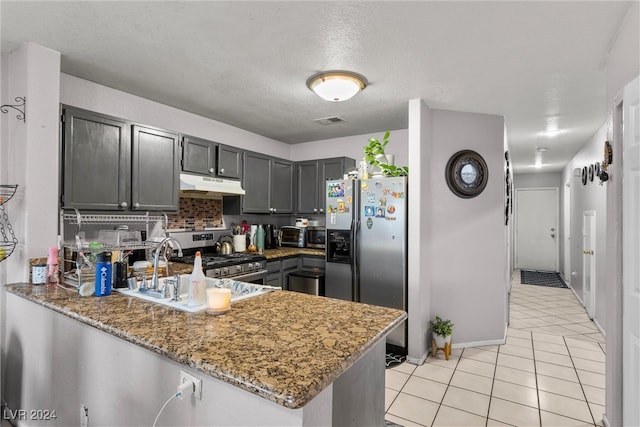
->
[233, 235, 246, 252]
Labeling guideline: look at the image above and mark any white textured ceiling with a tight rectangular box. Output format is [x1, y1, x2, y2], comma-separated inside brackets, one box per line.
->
[1, 1, 634, 173]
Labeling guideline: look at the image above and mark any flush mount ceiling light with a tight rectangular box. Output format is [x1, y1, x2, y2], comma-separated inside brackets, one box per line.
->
[306, 71, 367, 102]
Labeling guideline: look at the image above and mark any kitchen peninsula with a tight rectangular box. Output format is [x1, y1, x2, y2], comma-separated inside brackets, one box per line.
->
[3, 282, 405, 426]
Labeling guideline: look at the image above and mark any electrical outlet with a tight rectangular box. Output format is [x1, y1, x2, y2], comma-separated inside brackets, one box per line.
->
[179, 370, 202, 400]
[80, 404, 89, 427]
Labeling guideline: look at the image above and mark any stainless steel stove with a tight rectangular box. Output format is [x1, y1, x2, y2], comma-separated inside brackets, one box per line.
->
[167, 230, 267, 283]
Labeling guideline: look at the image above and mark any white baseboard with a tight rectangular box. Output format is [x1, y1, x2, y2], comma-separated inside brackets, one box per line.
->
[594, 318, 606, 337]
[602, 413, 610, 427]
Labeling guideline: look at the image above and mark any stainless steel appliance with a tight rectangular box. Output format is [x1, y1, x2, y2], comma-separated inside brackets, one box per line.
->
[167, 230, 267, 284]
[325, 177, 407, 350]
[288, 270, 325, 295]
[306, 226, 326, 249]
[279, 226, 306, 248]
[263, 224, 278, 249]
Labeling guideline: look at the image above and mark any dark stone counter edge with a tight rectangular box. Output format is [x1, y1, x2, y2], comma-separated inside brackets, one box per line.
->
[4, 283, 406, 409]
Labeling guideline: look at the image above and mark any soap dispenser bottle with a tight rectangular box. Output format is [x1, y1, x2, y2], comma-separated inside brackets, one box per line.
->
[188, 251, 206, 306]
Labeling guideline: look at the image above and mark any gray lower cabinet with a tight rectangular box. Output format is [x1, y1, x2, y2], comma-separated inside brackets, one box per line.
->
[62, 107, 130, 210]
[296, 157, 356, 214]
[182, 135, 216, 176]
[61, 106, 179, 212]
[242, 152, 293, 214]
[131, 125, 180, 211]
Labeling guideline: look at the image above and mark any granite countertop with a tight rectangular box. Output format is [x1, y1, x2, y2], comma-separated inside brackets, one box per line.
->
[5, 283, 405, 409]
[262, 247, 324, 260]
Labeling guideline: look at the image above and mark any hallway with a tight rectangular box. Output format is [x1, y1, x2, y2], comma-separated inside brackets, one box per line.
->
[385, 271, 606, 426]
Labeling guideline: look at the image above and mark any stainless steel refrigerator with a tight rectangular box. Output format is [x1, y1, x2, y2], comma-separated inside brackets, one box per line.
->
[325, 177, 407, 350]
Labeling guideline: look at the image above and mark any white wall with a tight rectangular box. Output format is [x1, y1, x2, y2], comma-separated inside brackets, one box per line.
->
[562, 126, 607, 330]
[290, 128, 408, 168]
[406, 99, 432, 363]
[61, 74, 291, 159]
[601, 3, 639, 425]
[513, 172, 562, 189]
[2, 43, 61, 283]
[429, 110, 507, 346]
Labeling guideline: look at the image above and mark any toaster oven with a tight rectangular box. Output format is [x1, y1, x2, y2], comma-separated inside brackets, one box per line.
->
[279, 226, 306, 248]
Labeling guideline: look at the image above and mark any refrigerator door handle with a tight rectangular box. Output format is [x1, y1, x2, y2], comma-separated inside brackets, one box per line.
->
[353, 218, 360, 302]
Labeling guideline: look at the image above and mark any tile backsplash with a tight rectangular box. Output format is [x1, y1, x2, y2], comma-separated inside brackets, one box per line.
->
[167, 198, 223, 230]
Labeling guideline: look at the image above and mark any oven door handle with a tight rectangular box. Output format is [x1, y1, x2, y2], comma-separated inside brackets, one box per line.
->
[227, 269, 268, 283]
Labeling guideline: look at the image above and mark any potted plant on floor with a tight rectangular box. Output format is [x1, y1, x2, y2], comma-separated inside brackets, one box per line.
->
[431, 315, 454, 359]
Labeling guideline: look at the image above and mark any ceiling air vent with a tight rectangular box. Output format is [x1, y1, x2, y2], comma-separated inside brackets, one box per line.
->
[314, 116, 347, 125]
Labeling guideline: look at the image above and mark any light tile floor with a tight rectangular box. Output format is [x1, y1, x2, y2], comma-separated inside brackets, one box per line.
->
[385, 270, 606, 427]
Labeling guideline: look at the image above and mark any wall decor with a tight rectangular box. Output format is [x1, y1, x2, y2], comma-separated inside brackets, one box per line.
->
[604, 140, 613, 165]
[445, 150, 488, 199]
[588, 164, 594, 182]
[0, 97, 26, 122]
[582, 166, 588, 185]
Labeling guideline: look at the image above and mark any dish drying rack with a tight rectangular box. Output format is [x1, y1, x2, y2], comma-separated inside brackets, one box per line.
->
[60, 209, 169, 288]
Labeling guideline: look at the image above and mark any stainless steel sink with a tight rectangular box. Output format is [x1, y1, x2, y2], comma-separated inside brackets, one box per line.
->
[116, 275, 279, 313]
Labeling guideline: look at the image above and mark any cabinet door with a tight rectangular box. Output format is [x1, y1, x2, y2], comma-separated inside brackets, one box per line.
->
[217, 145, 242, 179]
[182, 135, 216, 176]
[318, 157, 355, 213]
[62, 107, 129, 210]
[242, 152, 271, 213]
[270, 159, 294, 214]
[296, 160, 319, 214]
[131, 125, 180, 211]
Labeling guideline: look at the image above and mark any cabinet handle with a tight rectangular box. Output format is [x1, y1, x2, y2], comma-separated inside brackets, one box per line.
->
[133, 202, 140, 209]
[119, 202, 128, 209]
[313, 208, 318, 213]
[209, 168, 215, 173]
[220, 168, 225, 174]
[320, 209, 324, 213]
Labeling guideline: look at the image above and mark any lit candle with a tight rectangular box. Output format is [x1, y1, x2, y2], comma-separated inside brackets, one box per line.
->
[206, 288, 231, 311]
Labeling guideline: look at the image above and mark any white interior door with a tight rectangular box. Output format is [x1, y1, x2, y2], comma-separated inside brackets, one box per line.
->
[623, 75, 640, 427]
[582, 211, 596, 319]
[515, 188, 559, 271]
[564, 181, 572, 282]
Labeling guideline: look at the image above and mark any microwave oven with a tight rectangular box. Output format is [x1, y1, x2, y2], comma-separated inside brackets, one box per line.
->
[306, 226, 325, 249]
[279, 226, 306, 248]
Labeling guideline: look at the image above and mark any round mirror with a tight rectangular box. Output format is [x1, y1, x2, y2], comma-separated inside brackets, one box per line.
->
[460, 164, 478, 184]
[445, 150, 488, 198]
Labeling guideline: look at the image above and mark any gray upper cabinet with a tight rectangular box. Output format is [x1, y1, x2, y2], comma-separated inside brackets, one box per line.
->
[295, 157, 355, 214]
[182, 135, 216, 176]
[217, 145, 242, 179]
[296, 160, 319, 214]
[62, 107, 130, 210]
[61, 106, 180, 212]
[131, 125, 180, 211]
[242, 152, 271, 213]
[242, 152, 294, 214]
[270, 159, 294, 214]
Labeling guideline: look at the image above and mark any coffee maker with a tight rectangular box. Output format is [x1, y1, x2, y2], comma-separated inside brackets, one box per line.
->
[263, 224, 278, 249]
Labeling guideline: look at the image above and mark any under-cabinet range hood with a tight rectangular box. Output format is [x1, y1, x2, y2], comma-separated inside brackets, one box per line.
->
[179, 173, 245, 197]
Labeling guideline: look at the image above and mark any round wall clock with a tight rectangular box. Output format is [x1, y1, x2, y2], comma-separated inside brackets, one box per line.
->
[588, 164, 594, 182]
[445, 150, 489, 198]
[582, 166, 588, 185]
[594, 162, 601, 178]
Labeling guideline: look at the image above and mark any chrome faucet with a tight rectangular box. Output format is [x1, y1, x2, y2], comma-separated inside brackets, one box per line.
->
[149, 237, 183, 296]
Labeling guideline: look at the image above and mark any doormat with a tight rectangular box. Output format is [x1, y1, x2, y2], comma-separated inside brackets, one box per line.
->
[385, 352, 406, 369]
[521, 270, 568, 288]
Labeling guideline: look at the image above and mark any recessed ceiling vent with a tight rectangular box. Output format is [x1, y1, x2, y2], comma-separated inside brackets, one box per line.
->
[314, 115, 347, 125]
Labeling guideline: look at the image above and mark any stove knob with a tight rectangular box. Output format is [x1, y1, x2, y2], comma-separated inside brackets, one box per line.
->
[235, 265, 242, 274]
[254, 262, 262, 270]
[222, 267, 229, 275]
[214, 269, 221, 277]
[246, 263, 253, 271]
